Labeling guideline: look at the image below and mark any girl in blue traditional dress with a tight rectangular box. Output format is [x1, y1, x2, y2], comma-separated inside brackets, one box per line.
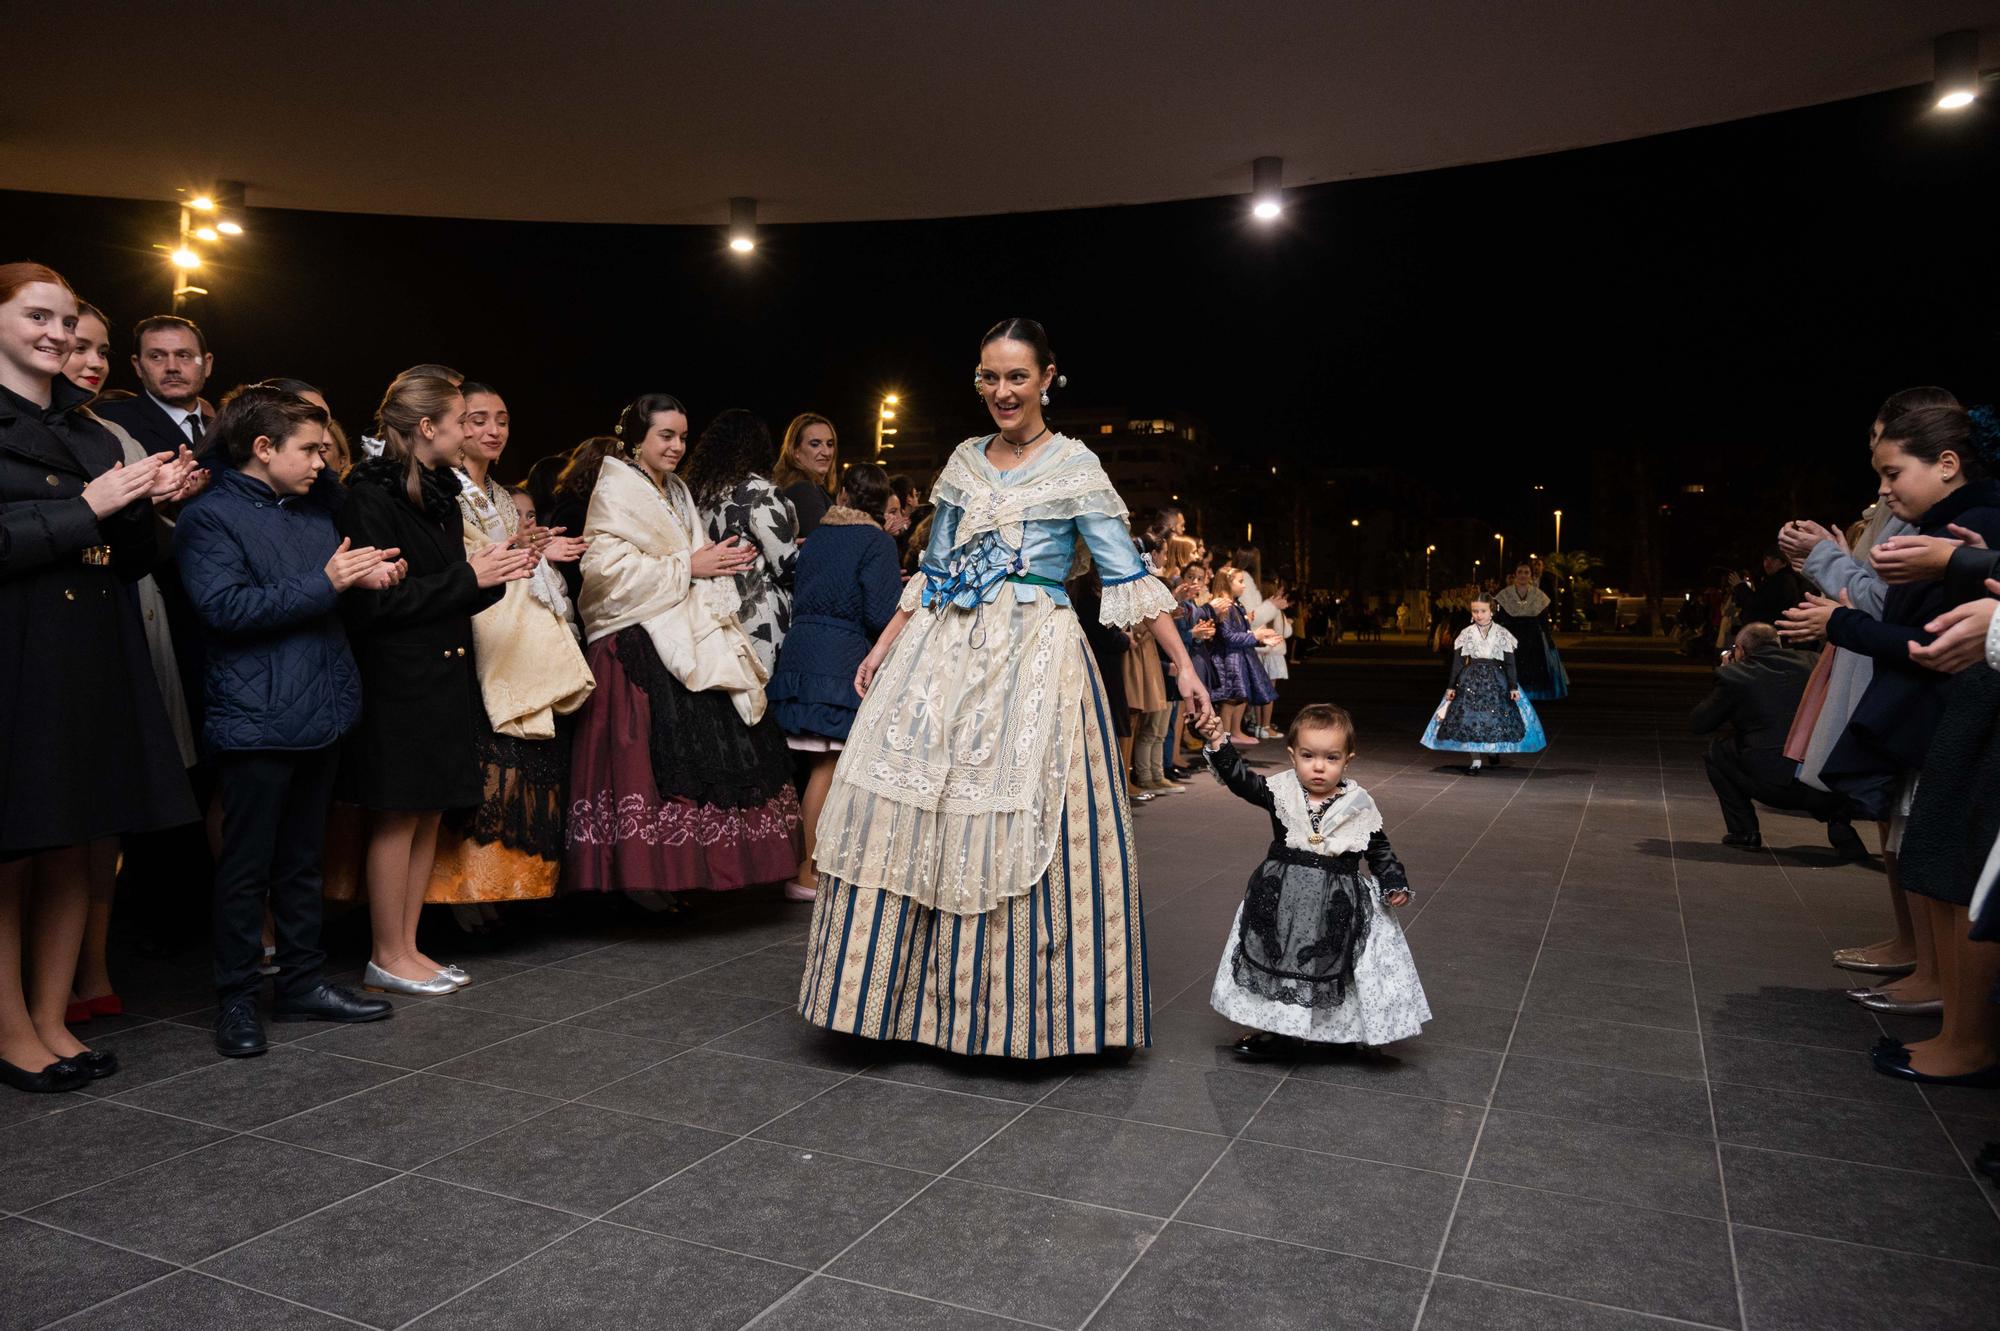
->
[798, 319, 1214, 1058]
[1421, 595, 1547, 773]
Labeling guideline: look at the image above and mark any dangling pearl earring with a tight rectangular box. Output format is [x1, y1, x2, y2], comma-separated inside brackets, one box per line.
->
[1040, 391, 1051, 407]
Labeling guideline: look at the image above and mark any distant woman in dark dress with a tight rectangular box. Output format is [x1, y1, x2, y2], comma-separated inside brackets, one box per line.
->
[0, 262, 199, 1092]
[767, 464, 903, 902]
[774, 412, 838, 539]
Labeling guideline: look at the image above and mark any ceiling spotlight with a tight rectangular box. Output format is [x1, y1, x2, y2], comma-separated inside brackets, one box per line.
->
[728, 196, 757, 254]
[1251, 156, 1284, 222]
[1936, 30, 1982, 109]
[216, 220, 243, 236]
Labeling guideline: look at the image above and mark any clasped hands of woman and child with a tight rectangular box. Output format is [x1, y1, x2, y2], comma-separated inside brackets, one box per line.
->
[1776, 519, 2000, 673]
[1190, 709, 1413, 909]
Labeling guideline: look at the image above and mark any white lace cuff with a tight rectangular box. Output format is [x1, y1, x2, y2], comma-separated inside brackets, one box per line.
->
[1100, 574, 1176, 629]
[1986, 600, 2000, 672]
[898, 574, 925, 614]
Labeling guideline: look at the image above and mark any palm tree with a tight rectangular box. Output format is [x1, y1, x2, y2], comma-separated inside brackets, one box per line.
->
[1544, 549, 1604, 631]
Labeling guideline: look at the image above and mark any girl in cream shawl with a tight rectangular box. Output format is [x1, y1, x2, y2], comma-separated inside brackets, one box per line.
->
[565, 395, 802, 896]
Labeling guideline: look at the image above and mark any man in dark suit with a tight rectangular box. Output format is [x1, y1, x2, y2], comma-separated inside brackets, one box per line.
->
[93, 315, 219, 952]
[93, 314, 215, 454]
[1692, 623, 1866, 859]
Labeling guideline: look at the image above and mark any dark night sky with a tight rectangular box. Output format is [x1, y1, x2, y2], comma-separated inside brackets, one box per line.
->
[3, 83, 1994, 587]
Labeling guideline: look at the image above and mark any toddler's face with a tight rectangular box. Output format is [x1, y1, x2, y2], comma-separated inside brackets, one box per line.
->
[1288, 725, 1350, 797]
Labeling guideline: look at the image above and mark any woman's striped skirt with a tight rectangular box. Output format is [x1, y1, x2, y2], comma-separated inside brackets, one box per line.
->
[798, 652, 1150, 1057]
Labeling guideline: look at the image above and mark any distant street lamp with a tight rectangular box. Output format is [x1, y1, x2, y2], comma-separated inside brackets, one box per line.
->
[1424, 543, 1436, 591]
[156, 183, 246, 313]
[873, 393, 900, 460]
[1494, 532, 1505, 571]
[1554, 509, 1563, 554]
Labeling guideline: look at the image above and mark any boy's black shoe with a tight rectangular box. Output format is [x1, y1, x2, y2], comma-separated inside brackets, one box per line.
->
[272, 983, 393, 1025]
[1722, 832, 1763, 850]
[1230, 1031, 1303, 1062]
[215, 999, 268, 1058]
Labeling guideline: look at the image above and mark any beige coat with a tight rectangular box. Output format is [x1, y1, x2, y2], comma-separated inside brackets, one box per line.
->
[579, 456, 769, 725]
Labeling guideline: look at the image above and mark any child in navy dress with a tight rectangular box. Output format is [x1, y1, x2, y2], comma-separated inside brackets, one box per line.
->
[1197, 704, 1430, 1059]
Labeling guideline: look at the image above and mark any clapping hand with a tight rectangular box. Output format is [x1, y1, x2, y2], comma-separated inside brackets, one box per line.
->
[468, 541, 535, 588]
[324, 539, 406, 592]
[1777, 589, 1848, 643]
[81, 454, 166, 518]
[1909, 580, 2000, 673]
[1871, 527, 1987, 585]
[1777, 519, 1836, 569]
[690, 535, 757, 579]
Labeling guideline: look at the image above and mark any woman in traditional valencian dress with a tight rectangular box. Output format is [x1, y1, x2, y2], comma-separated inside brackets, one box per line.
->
[427, 382, 594, 915]
[798, 319, 1214, 1058]
[1491, 562, 1568, 700]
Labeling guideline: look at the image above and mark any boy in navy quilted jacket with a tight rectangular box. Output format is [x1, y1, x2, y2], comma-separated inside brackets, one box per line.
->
[174, 385, 405, 1057]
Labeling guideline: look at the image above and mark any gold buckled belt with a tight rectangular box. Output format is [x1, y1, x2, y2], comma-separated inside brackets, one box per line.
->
[80, 545, 112, 567]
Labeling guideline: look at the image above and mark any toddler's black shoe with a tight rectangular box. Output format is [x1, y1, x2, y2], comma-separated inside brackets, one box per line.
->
[1230, 1031, 1303, 1061]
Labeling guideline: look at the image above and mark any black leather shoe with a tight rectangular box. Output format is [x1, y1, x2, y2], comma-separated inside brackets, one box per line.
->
[271, 983, 392, 1025]
[1721, 832, 1763, 850]
[0, 1055, 90, 1093]
[69, 1049, 118, 1080]
[214, 999, 268, 1058]
[1871, 1049, 2000, 1087]
[1827, 821, 1870, 862]
[1230, 1031, 1303, 1062]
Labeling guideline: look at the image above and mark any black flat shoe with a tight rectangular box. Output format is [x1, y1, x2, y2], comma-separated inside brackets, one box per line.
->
[214, 999, 268, 1058]
[1870, 1049, 2000, 1087]
[0, 1055, 90, 1093]
[1721, 832, 1763, 850]
[69, 1049, 118, 1080]
[1229, 1031, 1303, 1062]
[271, 983, 392, 1025]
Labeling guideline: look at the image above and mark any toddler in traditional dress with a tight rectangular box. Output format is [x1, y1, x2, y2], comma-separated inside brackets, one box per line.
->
[1196, 704, 1431, 1059]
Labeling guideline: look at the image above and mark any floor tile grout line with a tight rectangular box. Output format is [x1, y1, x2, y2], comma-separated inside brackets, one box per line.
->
[734, 1094, 1051, 1330]
[805, 1272, 1069, 1329]
[1659, 726, 1751, 1331]
[1409, 742, 1593, 1331]
[36, 969, 858, 1331]
[1419, 1273, 1740, 1331]
[1073, 1070, 1293, 1329]
[37, 1261, 386, 1331]
[381, 1056, 888, 1331]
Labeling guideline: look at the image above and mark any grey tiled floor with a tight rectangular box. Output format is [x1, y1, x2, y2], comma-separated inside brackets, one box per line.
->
[6, 656, 1999, 1329]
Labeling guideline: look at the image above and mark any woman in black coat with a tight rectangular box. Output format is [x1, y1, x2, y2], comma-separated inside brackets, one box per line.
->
[337, 375, 529, 996]
[0, 263, 198, 1092]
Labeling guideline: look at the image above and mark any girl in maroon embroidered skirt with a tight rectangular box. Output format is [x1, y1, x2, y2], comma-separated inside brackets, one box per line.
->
[564, 396, 801, 894]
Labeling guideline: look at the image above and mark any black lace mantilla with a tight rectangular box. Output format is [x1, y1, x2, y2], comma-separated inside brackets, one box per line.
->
[445, 712, 571, 862]
[1232, 854, 1372, 1010]
[614, 627, 797, 809]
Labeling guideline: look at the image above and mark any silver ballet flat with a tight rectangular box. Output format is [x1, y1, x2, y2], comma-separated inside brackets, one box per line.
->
[435, 965, 471, 987]
[363, 961, 460, 996]
[1845, 986, 1892, 1004]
